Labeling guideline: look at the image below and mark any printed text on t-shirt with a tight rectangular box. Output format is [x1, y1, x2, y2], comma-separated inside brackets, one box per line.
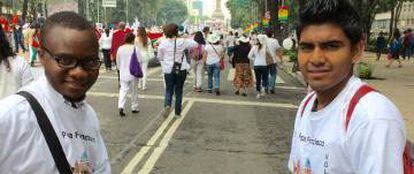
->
[299, 133, 325, 147]
[61, 131, 96, 143]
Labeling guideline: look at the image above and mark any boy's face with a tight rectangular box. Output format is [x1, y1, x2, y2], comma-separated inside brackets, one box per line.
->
[298, 23, 363, 92]
[39, 26, 100, 102]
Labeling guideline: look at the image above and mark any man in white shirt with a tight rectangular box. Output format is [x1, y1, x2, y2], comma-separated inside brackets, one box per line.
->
[288, 0, 406, 173]
[265, 31, 283, 94]
[0, 12, 111, 173]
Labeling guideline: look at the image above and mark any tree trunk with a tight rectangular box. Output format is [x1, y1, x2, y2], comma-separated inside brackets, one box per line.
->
[22, 0, 29, 23]
[389, 0, 403, 41]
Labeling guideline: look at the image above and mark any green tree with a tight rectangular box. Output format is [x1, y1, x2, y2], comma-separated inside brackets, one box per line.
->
[156, 0, 188, 25]
[226, 0, 257, 29]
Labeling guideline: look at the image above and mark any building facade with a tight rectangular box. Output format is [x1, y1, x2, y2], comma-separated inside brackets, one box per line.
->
[371, 2, 414, 38]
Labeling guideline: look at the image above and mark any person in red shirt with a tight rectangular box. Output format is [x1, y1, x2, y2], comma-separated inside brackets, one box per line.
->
[110, 22, 129, 62]
[30, 28, 40, 67]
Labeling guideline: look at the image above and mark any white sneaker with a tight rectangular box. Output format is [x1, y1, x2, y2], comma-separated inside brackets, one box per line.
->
[256, 93, 261, 99]
[261, 92, 266, 97]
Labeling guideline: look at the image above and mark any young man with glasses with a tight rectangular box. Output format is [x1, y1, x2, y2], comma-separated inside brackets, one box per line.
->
[0, 12, 110, 173]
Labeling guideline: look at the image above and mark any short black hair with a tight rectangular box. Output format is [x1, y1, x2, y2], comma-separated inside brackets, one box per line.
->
[41, 11, 96, 48]
[203, 26, 210, 33]
[193, 31, 206, 45]
[297, 0, 363, 45]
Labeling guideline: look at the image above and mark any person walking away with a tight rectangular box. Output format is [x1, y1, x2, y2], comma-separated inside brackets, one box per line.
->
[13, 25, 26, 53]
[203, 34, 225, 95]
[23, 23, 33, 53]
[190, 31, 205, 92]
[0, 24, 33, 99]
[386, 29, 403, 68]
[29, 27, 40, 67]
[116, 33, 140, 116]
[248, 34, 269, 99]
[226, 31, 236, 58]
[157, 23, 198, 117]
[265, 31, 284, 94]
[289, 1, 407, 173]
[135, 27, 155, 90]
[376, 31, 386, 60]
[202, 26, 210, 41]
[111, 22, 129, 64]
[401, 30, 411, 60]
[232, 35, 253, 96]
[402, 29, 413, 60]
[0, 11, 110, 173]
[99, 28, 113, 71]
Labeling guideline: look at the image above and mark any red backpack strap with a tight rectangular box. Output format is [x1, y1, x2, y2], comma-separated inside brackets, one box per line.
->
[404, 141, 414, 174]
[345, 85, 376, 131]
[300, 93, 315, 118]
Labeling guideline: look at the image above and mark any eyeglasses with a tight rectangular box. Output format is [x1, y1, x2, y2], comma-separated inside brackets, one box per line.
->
[42, 47, 102, 71]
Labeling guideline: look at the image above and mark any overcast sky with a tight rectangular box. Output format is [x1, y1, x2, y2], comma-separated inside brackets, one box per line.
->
[202, 0, 231, 20]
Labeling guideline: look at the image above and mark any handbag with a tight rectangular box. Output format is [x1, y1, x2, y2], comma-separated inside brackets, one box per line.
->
[16, 91, 73, 174]
[172, 38, 185, 74]
[130, 47, 143, 78]
[210, 43, 225, 70]
[265, 46, 274, 65]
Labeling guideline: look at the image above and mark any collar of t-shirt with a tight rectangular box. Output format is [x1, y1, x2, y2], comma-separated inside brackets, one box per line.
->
[38, 77, 85, 109]
[310, 76, 360, 114]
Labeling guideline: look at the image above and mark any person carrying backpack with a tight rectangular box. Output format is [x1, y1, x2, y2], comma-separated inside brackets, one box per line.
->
[386, 30, 403, 68]
[288, 0, 412, 173]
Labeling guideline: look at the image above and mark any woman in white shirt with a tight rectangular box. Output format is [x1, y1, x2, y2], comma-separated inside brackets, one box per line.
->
[0, 25, 33, 99]
[135, 27, 154, 90]
[248, 34, 269, 99]
[190, 31, 205, 92]
[99, 28, 113, 71]
[203, 34, 225, 95]
[157, 23, 197, 117]
[116, 33, 140, 116]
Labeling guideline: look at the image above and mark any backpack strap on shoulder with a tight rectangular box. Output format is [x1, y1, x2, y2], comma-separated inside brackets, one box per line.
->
[300, 92, 315, 118]
[345, 85, 376, 131]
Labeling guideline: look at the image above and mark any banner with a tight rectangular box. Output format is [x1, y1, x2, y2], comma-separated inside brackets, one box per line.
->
[262, 11, 270, 28]
[243, 21, 259, 33]
[278, 5, 289, 22]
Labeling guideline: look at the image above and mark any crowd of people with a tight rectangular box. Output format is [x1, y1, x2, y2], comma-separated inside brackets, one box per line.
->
[0, 0, 413, 173]
[376, 28, 414, 68]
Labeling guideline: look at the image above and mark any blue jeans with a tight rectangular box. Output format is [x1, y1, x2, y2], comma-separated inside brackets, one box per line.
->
[207, 63, 221, 91]
[268, 64, 277, 90]
[164, 70, 187, 115]
[254, 66, 269, 92]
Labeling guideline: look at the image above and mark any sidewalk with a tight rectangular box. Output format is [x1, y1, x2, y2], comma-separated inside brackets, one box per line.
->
[279, 52, 414, 141]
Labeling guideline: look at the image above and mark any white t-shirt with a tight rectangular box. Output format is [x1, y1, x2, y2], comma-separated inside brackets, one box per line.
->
[267, 38, 281, 63]
[226, 35, 236, 47]
[288, 76, 406, 174]
[116, 44, 139, 81]
[156, 38, 197, 74]
[99, 33, 113, 50]
[0, 77, 111, 173]
[204, 43, 224, 65]
[0, 56, 33, 99]
[135, 38, 155, 63]
[248, 45, 267, 66]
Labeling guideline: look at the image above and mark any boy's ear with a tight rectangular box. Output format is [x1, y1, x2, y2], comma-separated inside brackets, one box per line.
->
[352, 40, 364, 63]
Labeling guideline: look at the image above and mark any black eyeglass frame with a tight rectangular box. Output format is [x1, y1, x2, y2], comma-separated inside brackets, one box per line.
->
[42, 47, 102, 71]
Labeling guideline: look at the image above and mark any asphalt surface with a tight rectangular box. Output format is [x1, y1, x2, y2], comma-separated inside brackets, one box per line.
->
[79, 62, 305, 174]
[31, 62, 306, 174]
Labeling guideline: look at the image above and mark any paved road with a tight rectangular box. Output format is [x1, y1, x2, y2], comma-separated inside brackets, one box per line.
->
[31, 63, 306, 174]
